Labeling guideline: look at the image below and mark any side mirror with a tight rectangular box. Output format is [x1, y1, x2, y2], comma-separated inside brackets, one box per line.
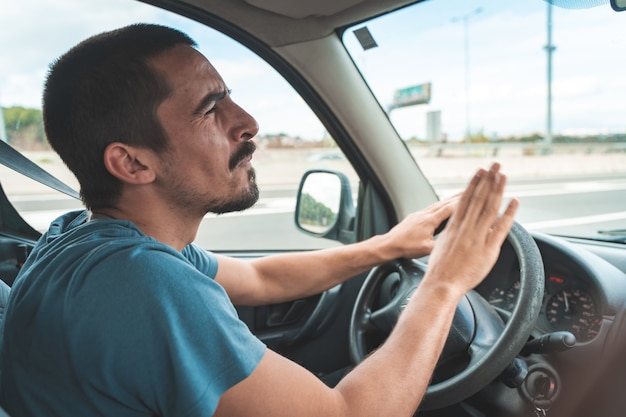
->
[295, 170, 356, 244]
[611, 0, 626, 11]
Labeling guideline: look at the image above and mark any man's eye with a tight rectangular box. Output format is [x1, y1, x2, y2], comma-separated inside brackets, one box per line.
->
[204, 106, 216, 116]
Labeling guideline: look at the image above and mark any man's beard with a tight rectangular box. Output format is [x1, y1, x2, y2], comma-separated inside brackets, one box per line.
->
[209, 167, 259, 214]
[208, 140, 259, 214]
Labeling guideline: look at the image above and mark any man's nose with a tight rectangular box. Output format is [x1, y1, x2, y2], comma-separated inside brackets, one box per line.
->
[232, 103, 259, 141]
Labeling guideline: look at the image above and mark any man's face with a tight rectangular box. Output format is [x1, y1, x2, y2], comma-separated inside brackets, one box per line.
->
[151, 44, 260, 215]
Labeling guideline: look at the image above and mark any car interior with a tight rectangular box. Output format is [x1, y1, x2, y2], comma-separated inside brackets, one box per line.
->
[1, 0, 626, 416]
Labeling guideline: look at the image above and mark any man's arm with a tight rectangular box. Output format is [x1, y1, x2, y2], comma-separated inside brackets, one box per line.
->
[215, 194, 458, 306]
[213, 163, 518, 417]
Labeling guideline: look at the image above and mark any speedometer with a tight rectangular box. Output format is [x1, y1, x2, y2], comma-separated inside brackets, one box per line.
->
[545, 288, 601, 342]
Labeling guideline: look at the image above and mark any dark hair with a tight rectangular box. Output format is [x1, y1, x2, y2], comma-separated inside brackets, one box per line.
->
[42, 23, 196, 210]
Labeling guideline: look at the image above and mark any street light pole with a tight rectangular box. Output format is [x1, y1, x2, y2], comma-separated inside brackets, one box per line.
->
[452, 7, 483, 151]
[544, 2, 556, 151]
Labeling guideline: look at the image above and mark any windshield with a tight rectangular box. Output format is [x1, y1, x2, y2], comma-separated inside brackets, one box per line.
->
[343, 0, 626, 242]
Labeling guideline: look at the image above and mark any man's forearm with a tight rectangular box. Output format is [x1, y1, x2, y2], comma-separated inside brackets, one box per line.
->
[333, 276, 462, 416]
[247, 234, 393, 304]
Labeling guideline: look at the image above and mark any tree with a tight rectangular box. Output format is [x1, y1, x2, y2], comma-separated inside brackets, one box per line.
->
[1, 106, 48, 150]
[298, 193, 337, 232]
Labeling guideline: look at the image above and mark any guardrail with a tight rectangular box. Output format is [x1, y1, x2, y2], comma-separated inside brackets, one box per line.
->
[414, 142, 626, 157]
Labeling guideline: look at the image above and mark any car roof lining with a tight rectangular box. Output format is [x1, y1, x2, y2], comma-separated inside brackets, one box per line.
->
[176, 0, 420, 46]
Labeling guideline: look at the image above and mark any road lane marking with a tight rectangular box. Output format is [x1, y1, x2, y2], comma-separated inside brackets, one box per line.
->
[436, 180, 626, 199]
[524, 211, 626, 230]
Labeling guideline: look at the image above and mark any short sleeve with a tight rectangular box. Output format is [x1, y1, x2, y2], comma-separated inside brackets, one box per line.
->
[181, 244, 218, 278]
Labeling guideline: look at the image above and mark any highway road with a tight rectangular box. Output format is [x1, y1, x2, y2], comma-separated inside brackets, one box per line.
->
[10, 173, 626, 251]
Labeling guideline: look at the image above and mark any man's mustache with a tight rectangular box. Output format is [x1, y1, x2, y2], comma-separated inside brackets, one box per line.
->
[229, 140, 256, 171]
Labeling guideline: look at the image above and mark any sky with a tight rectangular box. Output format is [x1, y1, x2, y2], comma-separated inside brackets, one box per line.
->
[1, 0, 625, 141]
[0, 0, 326, 139]
[343, 0, 626, 140]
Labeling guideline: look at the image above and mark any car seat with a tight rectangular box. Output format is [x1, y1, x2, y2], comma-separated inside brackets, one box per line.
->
[0, 280, 11, 417]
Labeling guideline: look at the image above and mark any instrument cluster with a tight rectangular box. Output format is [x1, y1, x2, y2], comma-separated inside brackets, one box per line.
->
[480, 266, 602, 343]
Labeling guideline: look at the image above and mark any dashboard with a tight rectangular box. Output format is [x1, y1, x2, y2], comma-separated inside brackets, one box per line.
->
[476, 232, 624, 344]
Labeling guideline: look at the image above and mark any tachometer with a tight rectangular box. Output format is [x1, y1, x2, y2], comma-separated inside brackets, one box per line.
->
[487, 280, 520, 311]
[545, 288, 601, 342]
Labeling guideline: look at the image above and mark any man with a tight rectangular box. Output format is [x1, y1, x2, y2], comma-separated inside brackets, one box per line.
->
[0, 24, 518, 417]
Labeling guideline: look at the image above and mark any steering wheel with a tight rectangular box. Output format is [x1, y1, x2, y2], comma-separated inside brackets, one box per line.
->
[348, 222, 544, 410]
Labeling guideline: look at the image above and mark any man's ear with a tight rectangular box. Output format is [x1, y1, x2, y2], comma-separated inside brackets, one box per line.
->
[103, 142, 157, 185]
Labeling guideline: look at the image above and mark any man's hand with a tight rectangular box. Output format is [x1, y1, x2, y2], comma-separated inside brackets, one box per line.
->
[423, 162, 519, 297]
[379, 193, 461, 260]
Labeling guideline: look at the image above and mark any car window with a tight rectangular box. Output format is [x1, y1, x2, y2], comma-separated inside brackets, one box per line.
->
[343, 0, 626, 243]
[0, 0, 358, 251]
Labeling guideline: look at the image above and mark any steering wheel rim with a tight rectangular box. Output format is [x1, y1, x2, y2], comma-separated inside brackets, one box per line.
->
[348, 221, 545, 410]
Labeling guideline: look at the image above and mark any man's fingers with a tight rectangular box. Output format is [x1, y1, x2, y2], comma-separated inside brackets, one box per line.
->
[449, 163, 506, 233]
[425, 192, 460, 214]
[444, 163, 521, 250]
[429, 195, 458, 224]
[489, 198, 520, 245]
[449, 167, 488, 227]
[463, 164, 505, 227]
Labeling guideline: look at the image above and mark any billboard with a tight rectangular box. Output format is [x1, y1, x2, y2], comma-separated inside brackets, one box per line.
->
[392, 83, 431, 109]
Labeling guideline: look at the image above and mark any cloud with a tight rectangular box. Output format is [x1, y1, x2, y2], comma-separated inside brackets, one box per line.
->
[0, 0, 162, 107]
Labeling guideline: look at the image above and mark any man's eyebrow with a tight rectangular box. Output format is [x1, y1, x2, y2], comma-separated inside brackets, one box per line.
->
[192, 88, 231, 115]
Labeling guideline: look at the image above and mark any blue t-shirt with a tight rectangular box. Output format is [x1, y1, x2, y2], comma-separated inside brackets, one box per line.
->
[0, 210, 266, 417]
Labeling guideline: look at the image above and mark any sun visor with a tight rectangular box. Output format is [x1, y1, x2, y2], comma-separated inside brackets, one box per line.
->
[245, 0, 364, 18]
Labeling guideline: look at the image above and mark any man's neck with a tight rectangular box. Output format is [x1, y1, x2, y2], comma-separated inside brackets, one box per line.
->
[90, 204, 201, 252]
